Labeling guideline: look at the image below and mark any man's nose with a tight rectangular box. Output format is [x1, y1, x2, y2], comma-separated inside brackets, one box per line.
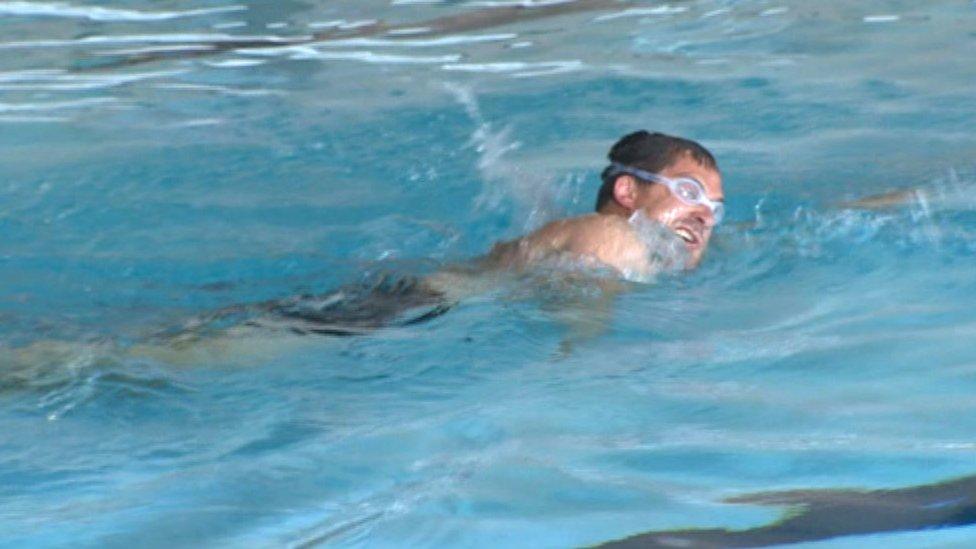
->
[692, 205, 714, 228]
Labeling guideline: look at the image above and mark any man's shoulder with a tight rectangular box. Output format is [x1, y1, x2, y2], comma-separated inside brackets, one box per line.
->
[530, 213, 650, 272]
[481, 213, 653, 278]
[558, 213, 640, 249]
[534, 213, 630, 242]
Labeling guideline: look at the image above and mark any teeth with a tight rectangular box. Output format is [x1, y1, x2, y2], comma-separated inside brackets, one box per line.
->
[675, 228, 694, 243]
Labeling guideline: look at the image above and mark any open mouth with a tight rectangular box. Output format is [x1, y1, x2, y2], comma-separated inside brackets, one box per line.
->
[673, 226, 701, 248]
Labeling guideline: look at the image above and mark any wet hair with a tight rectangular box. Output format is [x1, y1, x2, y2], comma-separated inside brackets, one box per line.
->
[594, 130, 718, 212]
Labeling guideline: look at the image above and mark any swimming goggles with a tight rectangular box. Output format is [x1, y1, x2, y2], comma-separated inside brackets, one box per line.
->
[607, 162, 724, 224]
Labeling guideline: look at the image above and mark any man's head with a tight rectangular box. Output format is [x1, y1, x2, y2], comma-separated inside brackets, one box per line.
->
[595, 130, 724, 267]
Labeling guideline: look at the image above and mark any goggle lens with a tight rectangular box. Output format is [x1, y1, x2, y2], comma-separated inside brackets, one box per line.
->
[712, 203, 725, 224]
[674, 179, 703, 202]
[673, 177, 723, 224]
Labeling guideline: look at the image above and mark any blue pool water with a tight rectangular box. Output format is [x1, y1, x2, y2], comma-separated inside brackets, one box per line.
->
[2, 0, 976, 546]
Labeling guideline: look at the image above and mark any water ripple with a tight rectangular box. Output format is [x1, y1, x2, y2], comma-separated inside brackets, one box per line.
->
[0, 115, 70, 123]
[0, 69, 184, 91]
[3, 342, 197, 421]
[201, 58, 267, 68]
[442, 59, 584, 77]
[153, 82, 282, 97]
[0, 2, 246, 22]
[0, 97, 119, 113]
[0, 33, 306, 50]
[592, 5, 688, 22]
[92, 44, 216, 57]
[316, 33, 517, 48]
[240, 46, 461, 65]
[467, 0, 577, 7]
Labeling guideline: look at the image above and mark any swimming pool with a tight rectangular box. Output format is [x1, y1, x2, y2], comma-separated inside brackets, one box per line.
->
[2, 0, 976, 546]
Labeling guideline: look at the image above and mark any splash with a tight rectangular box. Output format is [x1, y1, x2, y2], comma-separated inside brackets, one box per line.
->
[702, 170, 976, 291]
[627, 210, 691, 280]
[832, 168, 976, 248]
[921, 168, 976, 213]
[444, 82, 571, 232]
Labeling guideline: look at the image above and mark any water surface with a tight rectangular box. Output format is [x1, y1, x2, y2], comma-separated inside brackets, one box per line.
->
[2, 0, 976, 546]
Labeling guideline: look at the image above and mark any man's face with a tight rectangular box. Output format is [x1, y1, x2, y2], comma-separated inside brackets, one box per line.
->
[631, 154, 724, 268]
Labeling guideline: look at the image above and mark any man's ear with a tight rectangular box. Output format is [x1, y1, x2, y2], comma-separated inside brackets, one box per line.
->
[612, 175, 638, 211]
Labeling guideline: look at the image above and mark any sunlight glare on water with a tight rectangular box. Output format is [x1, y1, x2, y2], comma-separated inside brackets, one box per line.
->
[1, 0, 976, 547]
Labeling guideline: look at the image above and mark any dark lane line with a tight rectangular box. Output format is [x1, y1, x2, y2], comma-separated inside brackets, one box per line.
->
[598, 474, 976, 548]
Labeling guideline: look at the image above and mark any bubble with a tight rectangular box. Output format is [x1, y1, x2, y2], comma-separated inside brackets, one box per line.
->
[627, 210, 690, 280]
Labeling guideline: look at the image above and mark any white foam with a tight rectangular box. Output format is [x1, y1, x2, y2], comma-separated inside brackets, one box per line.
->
[240, 46, 461, 64]
[386, 27, 432, 36]
[316, 33, 516, 48]
[593, 6, 688, 22]
[94, 44, 215, 56]
[702, 8, 731, 18]
[212, 21, 246, 30]
[0, 2, 245, 22]
[443, 62, 530, 73]
[445, 83, 519, 212]
[154, 82, 281, 97]
[627, 210, 690, 278]
[0, 33, 306, 49]
[0, 69, 65, 83]
[0, 97, 117, 113]
[442, 60, 583, 76]
[760, 7, 789, 16]
[202, 59, 268, 68]
[695, 58, 730, 65]
[863, 14, 900, 23]
[466, 0, 574, 6]
[0, 115, 70, 123]
[443, 83, 568, 230]
[513, 60, 584, 77]
[167, 118, 224, 128]
[0, 69, 184, 91]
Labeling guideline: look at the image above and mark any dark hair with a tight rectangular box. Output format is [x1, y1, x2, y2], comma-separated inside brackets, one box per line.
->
[594, 130, 718, 211]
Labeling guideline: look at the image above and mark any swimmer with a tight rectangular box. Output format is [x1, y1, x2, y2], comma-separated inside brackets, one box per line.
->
[248, 130, 724, 340]
[465, 130, 725, 278]
[152, 130, 724, 344]
[330, 132, 722, 322]
[430, 130, 724, 352]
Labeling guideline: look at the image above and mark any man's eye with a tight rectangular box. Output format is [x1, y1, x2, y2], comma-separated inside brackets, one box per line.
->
[677, 182, 701, 200]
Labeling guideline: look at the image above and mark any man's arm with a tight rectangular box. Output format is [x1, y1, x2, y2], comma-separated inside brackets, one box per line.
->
[837, 188, 927, 210]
